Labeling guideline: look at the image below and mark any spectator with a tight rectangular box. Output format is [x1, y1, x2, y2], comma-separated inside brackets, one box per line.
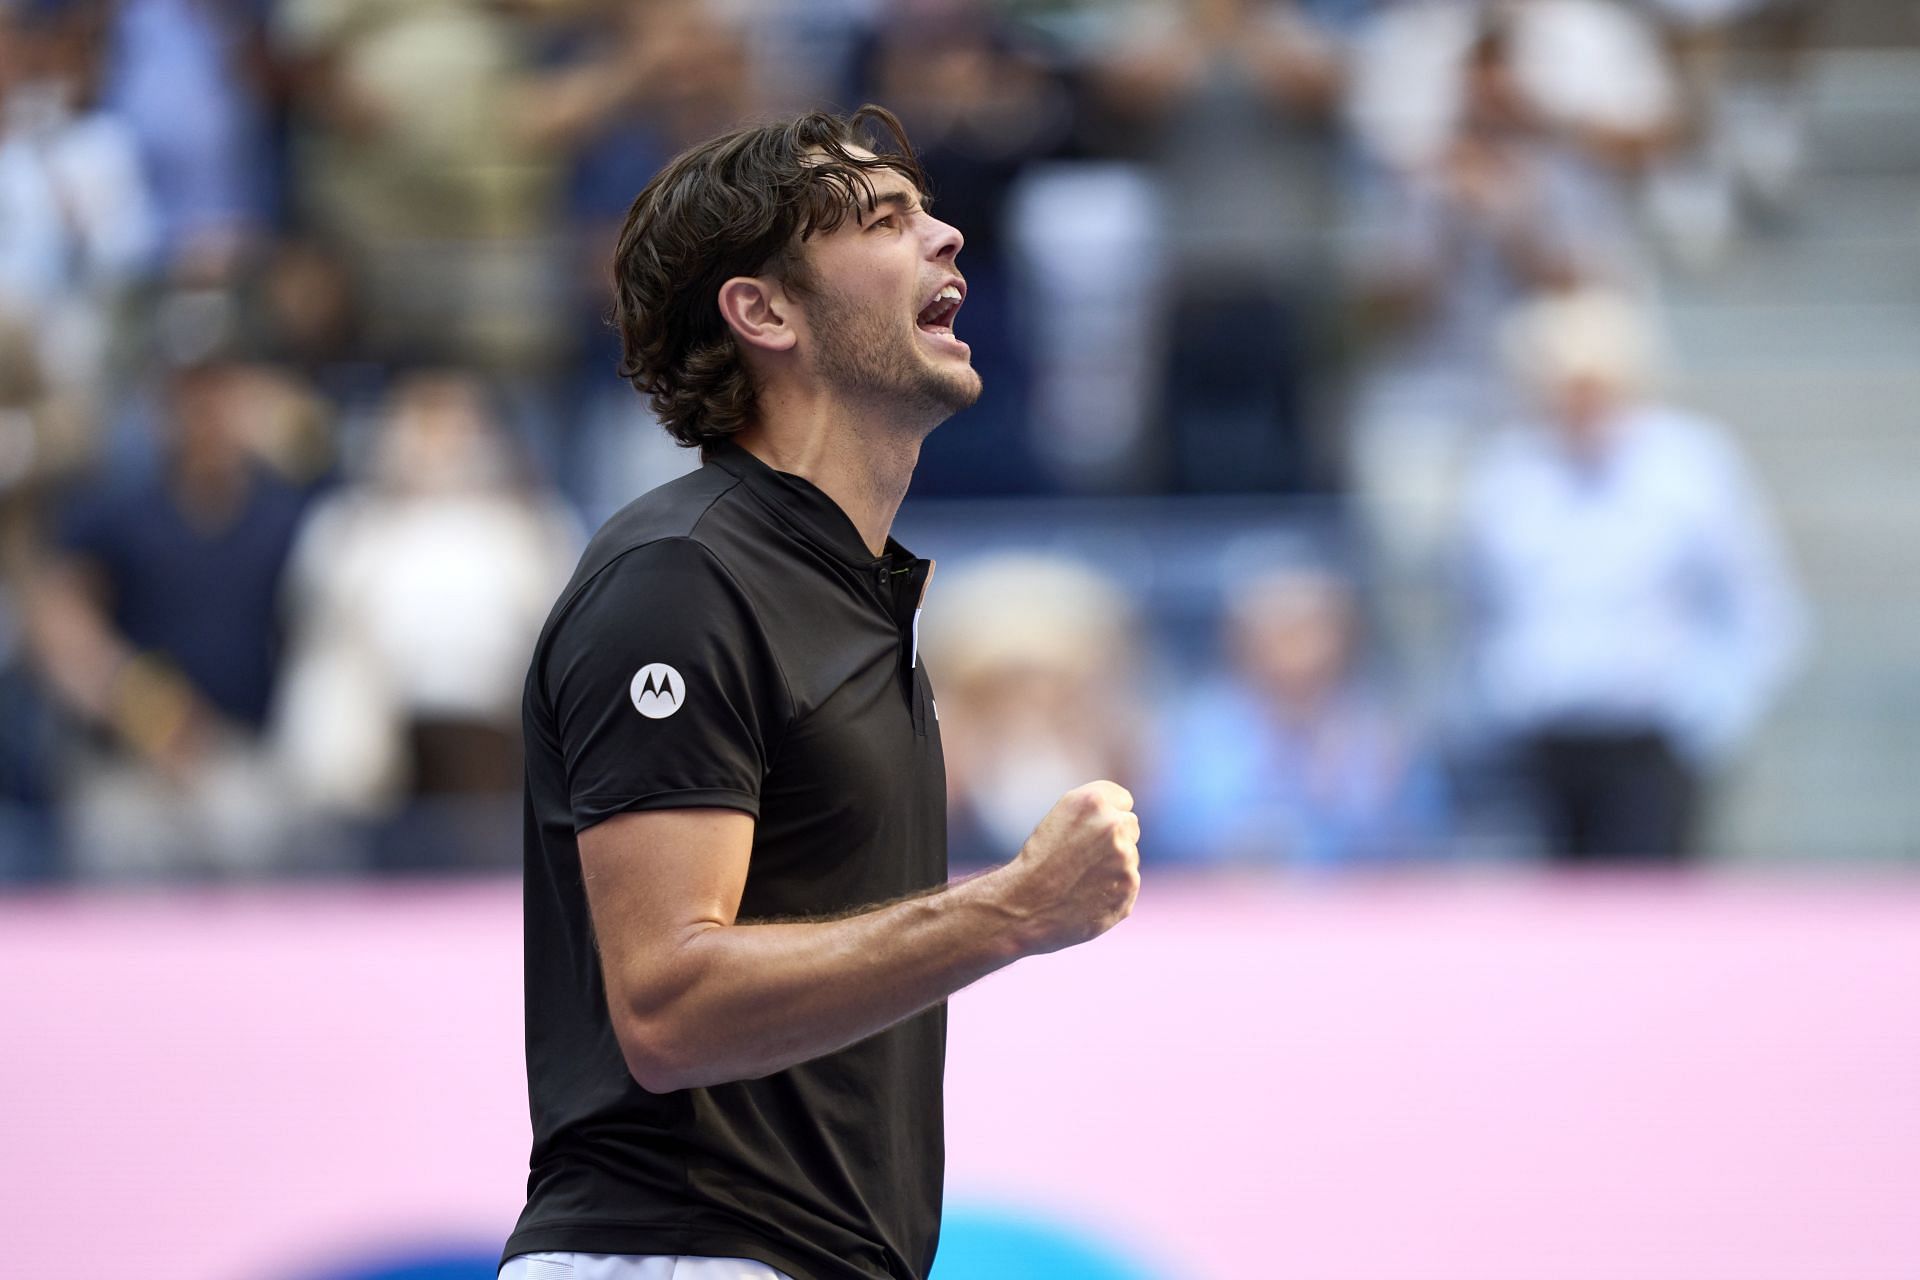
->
[1506, 0, 1680, 168]
[102, 0, 272, 283]
[1455, 289, 1806, 862]
[244, 235, 389, 444]
[1157, 564, 1448, 869]
[1637, 0, 1817, 266]
[918, 554, 1146, 869]
[1345, 3, 1668, 563]
[855, 0, 1072, 495]
[514, 0, 750, 519]
[25, 348, 312, 879]
[274, 0, 563, 369]
[1349, 0, 1678, 177]
[0, 303, 91, 881]
[0, 2, 159, 393]
[1091, 0, 1345, 493]
[731, 0, 873, 115]
[274, 369, 578, 870]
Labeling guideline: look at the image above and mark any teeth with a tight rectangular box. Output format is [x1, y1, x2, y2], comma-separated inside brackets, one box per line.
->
[918, 285, 964, 330]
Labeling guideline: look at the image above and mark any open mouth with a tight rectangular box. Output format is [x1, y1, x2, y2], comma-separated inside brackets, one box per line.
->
[915, 283, 965, 338]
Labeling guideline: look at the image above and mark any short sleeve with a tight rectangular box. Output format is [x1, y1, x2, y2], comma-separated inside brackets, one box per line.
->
[541, 538, 789, 831]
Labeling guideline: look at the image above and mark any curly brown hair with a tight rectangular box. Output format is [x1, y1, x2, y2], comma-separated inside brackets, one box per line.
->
[611, 106, 930, 453]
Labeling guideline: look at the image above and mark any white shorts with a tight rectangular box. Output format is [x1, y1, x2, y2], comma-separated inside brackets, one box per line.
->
[498, 1254, 795, 1280]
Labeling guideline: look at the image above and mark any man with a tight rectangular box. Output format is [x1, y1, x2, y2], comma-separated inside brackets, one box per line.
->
[29, 351, 309, 878]
[1457, 288, 1804, 862]
[500, 107, 1142, 1280]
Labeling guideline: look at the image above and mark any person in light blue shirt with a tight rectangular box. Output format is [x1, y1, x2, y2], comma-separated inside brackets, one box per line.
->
[1456, 289, 1806, 861]
[103, 0, 270, 273]
[1157, 563, 1449, 870]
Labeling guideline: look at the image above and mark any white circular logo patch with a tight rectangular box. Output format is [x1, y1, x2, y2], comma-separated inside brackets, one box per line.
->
[630, 663, 686, 719]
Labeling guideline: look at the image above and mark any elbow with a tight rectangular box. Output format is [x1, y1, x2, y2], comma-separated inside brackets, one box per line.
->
[606, 929, 727, 1093]
[628, 1058, 694, 1096]
[613, 1011, 699, 1094]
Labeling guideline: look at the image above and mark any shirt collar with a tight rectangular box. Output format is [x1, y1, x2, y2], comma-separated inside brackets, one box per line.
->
[707, 438, 919, 568]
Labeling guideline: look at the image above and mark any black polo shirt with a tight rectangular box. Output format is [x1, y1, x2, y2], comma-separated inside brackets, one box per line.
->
[504, 441, 948, 1280]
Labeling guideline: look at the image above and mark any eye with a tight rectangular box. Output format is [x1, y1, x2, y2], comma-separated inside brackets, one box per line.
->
[868, 214, 897, 232]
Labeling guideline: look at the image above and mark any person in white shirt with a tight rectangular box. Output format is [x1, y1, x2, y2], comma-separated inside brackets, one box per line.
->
[274, 369, 581, 851]
[1456, 289, 1805, 861]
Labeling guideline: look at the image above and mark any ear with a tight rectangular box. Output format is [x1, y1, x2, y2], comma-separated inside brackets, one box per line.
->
[717, 276, 799, 354]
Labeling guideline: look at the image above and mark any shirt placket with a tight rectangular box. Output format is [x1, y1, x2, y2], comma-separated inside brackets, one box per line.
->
[884, 557, 934, 736]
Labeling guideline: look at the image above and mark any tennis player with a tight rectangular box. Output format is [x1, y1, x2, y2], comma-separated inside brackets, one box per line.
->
[498, 106, 1141, 1280]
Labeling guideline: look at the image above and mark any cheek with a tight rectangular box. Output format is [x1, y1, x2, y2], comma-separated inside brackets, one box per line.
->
[815, 271, 908, 331]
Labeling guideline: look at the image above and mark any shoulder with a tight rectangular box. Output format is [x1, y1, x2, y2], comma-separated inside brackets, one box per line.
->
[531, 529, 792, 730]
[552, 534, 756, 655]
[55, 473, 162, 553]
[1632, 403, 1733, 457]
[536, 466, 747, 631]
[1626, 404, 1752, 489]
[537, 472, 777, 693]
[532, 527, 795, 756]
[568, 464, 747, 589]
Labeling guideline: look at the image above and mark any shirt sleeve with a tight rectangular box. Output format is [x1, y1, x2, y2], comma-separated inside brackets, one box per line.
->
[541, 538, 790, 831]
[1673, 427, 1809, 763]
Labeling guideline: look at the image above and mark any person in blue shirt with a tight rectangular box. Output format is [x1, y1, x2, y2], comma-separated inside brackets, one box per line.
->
[29, 351, 311, 878]
[1157, 563, 1449, 870]
[1456, 289, 1806, 861]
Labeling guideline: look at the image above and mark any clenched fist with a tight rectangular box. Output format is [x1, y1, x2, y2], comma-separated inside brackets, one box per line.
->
[998, 781, 1141, 955]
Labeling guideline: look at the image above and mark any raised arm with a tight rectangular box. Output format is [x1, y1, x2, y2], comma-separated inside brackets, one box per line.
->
[584, 781, 1139, 1093]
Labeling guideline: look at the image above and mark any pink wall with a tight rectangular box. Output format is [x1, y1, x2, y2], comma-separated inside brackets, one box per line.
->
[4, 875, 1919, 1279]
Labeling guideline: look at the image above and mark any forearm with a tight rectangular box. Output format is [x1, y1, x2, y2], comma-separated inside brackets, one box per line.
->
[25, 569, 130, 722]
[27, 575, 215, 760]
[619, 868, 1031, 1091]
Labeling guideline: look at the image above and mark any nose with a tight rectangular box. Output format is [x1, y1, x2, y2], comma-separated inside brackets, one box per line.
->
[924, 212, 963, 263]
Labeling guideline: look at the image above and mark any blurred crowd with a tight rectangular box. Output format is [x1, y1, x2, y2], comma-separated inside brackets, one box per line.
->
[0, 0, 1822, 882]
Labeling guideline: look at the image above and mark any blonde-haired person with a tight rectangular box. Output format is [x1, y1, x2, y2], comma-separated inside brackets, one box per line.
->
[1455, 288, 1806, 862]
[918, 553, 1147, 869]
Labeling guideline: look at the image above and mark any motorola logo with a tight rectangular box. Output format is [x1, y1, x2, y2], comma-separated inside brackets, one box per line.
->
[630, 663, 686, 719]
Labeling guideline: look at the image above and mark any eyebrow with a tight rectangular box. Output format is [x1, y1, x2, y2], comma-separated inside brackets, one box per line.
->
[863, 187, 934, 222]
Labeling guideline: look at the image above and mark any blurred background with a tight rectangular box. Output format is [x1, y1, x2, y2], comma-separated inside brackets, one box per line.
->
[1, 0, 1917, 1277]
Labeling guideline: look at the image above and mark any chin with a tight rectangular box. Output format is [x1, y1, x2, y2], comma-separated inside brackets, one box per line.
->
[913, 339, 980, 404]
[923, 364, 982, 417]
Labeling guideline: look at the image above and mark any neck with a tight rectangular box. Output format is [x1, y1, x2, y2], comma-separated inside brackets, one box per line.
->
[170, 454, 249, 529]
[734, 386, 933, 557]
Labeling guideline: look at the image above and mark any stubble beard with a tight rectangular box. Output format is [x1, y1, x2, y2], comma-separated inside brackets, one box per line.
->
[807, 284, 982, 430]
